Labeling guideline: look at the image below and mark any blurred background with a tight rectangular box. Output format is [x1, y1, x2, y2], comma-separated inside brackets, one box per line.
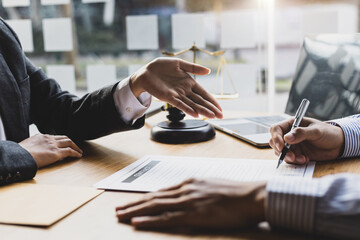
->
[1, 0, 359, 113]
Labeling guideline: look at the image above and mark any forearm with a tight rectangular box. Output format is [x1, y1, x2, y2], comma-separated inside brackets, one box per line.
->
[29, 68, 145, 142]
[0, 141, 37, 185]
[266, 173, 360, 239]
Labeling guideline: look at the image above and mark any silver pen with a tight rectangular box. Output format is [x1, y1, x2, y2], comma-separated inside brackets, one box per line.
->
[276, 98, 310, 169]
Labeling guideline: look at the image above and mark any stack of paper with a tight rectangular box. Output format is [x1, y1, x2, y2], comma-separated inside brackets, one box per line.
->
[95, 155, 315, 192]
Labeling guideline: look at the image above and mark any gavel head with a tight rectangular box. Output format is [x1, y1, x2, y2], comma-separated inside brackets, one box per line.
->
[166, 107, 185, 122]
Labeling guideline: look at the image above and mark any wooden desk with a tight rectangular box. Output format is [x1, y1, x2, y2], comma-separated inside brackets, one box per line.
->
[2, 112, 360, 240]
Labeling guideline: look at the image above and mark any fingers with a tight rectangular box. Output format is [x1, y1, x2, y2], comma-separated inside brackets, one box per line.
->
[116, 197, 194, 222]
[59, 147, 83, 159]
[269, 118, 318, 151]
[270, 140, 305, 164]
[191, 84, 223, 118]
[178, 59, 210, 75]
[284, 125, 321, 145]
[159, 178, 195, 192]
[116, 179, 198, 214]
[170, 86, 222, 119]
[192, 84, 222, 111]
[131, 211, 189, 229]
[269, 120, 293, 153]
[269, 119, 310, 162]
[57, 138, 83, 154]
[171, 95, 221, 119]
[48, 135, 83, 159]
[284, 147, 309, 165]
[54, 136, 83, 159]
[283, 150, 296, 163]
[181, 96, 215, 118]
[150, 58, 222, 119]
[20, 134, 83, 168]
[168, 97, 198, 118]
[53, 135, 69, 140]
[116, 189, 185, 211]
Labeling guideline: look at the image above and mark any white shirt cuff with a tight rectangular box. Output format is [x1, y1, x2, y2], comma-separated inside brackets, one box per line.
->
[113, 77, 151, 125]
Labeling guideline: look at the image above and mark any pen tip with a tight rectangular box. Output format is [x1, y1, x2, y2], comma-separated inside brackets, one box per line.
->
[276, 161, 281, 169]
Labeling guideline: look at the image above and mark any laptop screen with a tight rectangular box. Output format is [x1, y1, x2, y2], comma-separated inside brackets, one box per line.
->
[285, 34, 360, 120]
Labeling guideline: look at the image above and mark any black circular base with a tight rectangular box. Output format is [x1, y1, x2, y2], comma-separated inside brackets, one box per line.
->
[151, 120, 215, 144]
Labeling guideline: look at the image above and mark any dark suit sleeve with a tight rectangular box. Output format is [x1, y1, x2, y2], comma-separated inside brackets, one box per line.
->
[0, 17, 145, 186]
[0, 141, 37, 185]
[26, 58, 145, 142]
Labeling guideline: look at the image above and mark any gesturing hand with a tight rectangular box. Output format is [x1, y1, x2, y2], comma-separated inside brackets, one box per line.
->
[116, 178, 266, 230]
[19, 134, 83, 168]
[130, 57, 223, 119]
[269, 117, 345, 164]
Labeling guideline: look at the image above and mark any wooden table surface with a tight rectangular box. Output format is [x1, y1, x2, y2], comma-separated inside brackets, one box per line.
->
[2, 111, 360, 240]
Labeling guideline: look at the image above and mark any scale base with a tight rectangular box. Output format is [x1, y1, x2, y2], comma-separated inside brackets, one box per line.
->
[151, 120, 215, 144]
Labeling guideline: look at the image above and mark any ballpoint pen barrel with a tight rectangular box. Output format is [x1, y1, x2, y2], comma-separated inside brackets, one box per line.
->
[276, 98, 310, 169]
[278, 145, 289, 161]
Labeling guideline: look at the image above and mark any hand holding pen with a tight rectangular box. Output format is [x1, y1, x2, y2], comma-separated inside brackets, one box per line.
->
[276, 99, 310, 168]
[269, 99, 346, 166]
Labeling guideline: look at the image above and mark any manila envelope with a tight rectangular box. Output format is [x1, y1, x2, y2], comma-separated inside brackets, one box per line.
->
[0, 183, 103, 227]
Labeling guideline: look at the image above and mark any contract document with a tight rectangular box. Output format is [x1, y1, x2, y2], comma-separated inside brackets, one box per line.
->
[94, 155, 315, 192]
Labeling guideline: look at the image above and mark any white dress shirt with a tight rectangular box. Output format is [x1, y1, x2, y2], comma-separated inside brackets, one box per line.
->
[266, 114, 360, 239]
[113, 77, 151, 125]
[0, 77, 151, 141]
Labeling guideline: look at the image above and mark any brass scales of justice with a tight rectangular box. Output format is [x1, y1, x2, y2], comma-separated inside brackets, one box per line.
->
[150, 43, 239, 144]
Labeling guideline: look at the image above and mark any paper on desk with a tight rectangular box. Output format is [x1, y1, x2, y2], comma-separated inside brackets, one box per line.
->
[94, 155, 315, 192]
[0, 183, 103, 227]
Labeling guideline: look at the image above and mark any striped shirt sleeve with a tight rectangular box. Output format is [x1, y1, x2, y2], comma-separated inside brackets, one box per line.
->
[266, 173, 360, 239]
[329, 114, 360, 158]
